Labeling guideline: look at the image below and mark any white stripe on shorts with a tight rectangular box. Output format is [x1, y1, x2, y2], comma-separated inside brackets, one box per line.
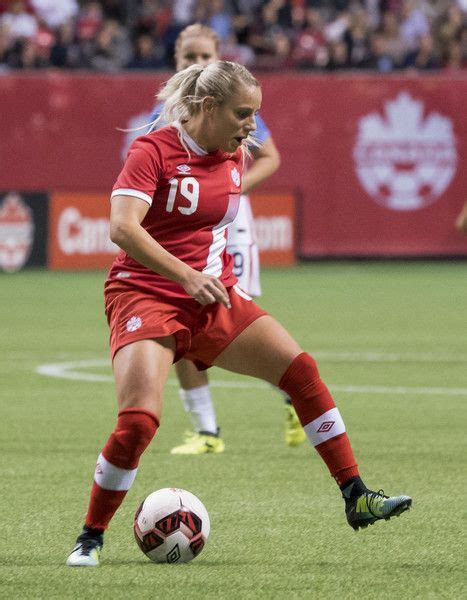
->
[233, 284, 252, 301]
[94, 453, 138, 491]
[303, 407, 346, 447]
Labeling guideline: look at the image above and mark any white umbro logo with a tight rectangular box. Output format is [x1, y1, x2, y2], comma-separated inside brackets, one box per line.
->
[176, 164, 191, 174]
[126, 316, 142, 332]
[231, 167, 240, 187]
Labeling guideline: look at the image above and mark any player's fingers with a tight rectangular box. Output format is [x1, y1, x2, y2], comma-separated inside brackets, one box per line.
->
[195, 288, 216, 306]
[210, 279, 231, 309]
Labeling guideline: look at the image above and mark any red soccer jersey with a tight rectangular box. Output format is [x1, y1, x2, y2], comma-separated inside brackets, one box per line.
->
[107, 124, 244, 298]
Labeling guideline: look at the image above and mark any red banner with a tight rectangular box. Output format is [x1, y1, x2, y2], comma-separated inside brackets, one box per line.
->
[49, 192, 117, 270]
[252, 192, 296, 266]
[1, 73, 466, 257]
[47, 191, 295, 270]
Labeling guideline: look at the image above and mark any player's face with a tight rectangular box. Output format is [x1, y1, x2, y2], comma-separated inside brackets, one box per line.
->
[210, 84, 262, 153]
[176, 37, 218, 71]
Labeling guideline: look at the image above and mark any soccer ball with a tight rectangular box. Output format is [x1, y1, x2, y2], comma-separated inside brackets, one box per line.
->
[134, 488, 210, 563]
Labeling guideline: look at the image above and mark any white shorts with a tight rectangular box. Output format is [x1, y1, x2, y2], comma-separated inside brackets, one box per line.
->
[226, 195, 261, 297]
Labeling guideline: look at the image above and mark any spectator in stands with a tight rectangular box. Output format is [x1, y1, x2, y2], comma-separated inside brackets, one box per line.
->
[136, 0, 172, 37]
[442, 38, 466, 69]
[90, 17, 132, 72]
[344, 8, 371, 67]
[32, 17, 55, 65]
[269, 0, 293, 30]
[1, 0, 37, 42]
[403, 32, 440, 69]
[76, 1, 103, 44]
[361, 31, 397, 71]
[0, 21, 10, 70]
[399, 0, 430, 51]
[291, 7, 329, 70]
[326, 39, 350, 70]
[29, 0, 78, 30]
[230, 0, 262, 46]
[362, 0, 382, 29]
[247, 0, 291, 69]
[49, 20, 82, 68]
[378, 10, 406, 67]
[437, 2, 465, 56]
[219, 30, 255, 65]
[171, 0, 197, 29]
[100, 0, 127, 24]
[206, 0, 232, 40]
[461, 24, 467, 57]
[324, 9, 351, 47]
[126, 32, 165, 69]
[16, 37, 42, 68]
[0, 0, 465, 72]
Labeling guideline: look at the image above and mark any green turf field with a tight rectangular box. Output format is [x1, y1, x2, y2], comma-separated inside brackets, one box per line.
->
[1, 262, 466, 599]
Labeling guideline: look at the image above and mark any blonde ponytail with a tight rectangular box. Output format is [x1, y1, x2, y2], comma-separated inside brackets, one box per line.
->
[152, 60, 259, 125]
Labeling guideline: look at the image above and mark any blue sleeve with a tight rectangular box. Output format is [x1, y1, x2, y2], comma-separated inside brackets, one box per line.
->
[251, 113, 271, 146]
[147, 101, 166, 133]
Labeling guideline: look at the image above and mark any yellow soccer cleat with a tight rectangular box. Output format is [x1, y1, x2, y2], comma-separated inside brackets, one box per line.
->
[170, 431, 225, 455]
[345, 489, 412, 530]
[285, 404, 306, 447]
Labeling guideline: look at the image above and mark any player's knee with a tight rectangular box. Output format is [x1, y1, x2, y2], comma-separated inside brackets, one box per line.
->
[107, 409, 159, 468]
[279, 352, 323, 394]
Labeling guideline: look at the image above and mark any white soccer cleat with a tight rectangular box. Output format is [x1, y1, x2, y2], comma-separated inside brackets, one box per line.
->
[66, 529, 103, 567]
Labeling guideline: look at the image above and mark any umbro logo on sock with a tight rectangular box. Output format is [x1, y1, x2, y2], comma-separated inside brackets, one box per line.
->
[317, 421, 335, 433]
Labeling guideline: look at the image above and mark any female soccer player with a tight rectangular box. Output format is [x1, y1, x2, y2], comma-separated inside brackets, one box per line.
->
[149, 24, 304, 454]
[66, 61, 411, 566]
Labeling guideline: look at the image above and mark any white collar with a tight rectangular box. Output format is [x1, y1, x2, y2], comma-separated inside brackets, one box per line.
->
[173, 121, 208, 156]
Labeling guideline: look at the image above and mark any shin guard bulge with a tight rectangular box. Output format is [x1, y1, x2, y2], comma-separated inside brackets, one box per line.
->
[85, 408, 159, 530]
[279, 352, 359, 485]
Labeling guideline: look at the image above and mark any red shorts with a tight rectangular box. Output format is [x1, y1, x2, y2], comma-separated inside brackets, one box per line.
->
[105, 283, 268, 369]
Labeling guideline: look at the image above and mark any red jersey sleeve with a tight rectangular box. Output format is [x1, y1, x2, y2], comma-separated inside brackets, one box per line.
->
[111, 136, 163, 206]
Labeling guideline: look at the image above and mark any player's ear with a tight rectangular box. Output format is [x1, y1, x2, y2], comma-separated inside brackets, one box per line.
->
[201, 96, 217, 114]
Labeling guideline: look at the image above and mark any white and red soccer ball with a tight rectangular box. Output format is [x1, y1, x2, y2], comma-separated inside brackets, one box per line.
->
[134, 488, 210, 564]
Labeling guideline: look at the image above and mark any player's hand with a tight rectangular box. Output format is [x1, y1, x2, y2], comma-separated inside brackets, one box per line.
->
[181, 270, 231, 309]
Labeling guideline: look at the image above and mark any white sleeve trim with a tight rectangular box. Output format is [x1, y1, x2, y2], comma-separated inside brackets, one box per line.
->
[111, 188, 153, 206]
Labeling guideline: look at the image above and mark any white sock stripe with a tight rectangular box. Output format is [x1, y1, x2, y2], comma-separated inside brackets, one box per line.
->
[303, 407, 346, 447]
[94, 453, 138, 491]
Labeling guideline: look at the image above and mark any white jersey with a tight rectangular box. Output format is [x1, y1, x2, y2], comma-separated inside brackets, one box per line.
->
[226, 194, 261, 297]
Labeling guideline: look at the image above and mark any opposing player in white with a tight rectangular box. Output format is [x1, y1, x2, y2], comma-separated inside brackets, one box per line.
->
[148, 24, 305, 454]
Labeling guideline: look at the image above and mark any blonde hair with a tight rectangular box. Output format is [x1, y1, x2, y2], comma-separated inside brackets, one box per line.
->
[149, 61, 261, 159]
[174, 23, 220, 59]
[155, 60, 259, 125]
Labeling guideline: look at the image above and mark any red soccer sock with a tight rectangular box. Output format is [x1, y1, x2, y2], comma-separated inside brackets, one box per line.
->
[279, 352, 359, 486]
[85, 408, 159, 531]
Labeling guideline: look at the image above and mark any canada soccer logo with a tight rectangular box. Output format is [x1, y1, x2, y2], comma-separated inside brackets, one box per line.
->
[0, 193, 34, 272]
[353, 92, 457, 211]
[126, 316, 142, 332]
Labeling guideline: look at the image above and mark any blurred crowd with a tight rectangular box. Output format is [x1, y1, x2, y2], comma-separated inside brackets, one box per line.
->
[0, 0, 466, 72]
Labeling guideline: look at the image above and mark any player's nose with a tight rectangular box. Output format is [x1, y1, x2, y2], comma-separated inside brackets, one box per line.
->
[245, 115, 256, 133]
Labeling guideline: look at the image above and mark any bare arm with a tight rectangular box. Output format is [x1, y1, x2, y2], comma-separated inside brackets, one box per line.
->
[455, 202, 467, 235]
[110, 195, 231, 308]
[241, 137, 281, 194]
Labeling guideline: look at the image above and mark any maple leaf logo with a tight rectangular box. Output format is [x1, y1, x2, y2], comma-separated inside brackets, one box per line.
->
[353, 92, 457, 211]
